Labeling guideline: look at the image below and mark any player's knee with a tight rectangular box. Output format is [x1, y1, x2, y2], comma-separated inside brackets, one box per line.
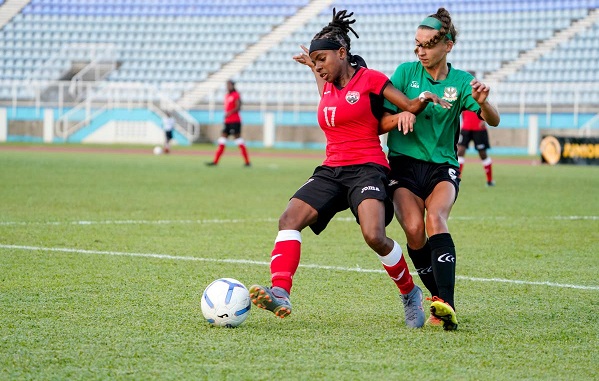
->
[425, 212, 448, 233]
[217, 136, 227, 145]
[278, 210, 310, 231]
[401, 221, 425, 242]
[362, 230, 387, 252]
[234, 137, 245, 146]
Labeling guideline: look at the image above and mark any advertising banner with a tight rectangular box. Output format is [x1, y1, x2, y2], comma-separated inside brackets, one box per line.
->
[540, 136, 599, 165]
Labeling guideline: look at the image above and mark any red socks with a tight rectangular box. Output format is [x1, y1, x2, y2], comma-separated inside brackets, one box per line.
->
[482, 157, 493, 183]
[213, 144, 225, 164]
[238, 144, 250, 165]
[378, 241, 415, 295]
[270, 230, 302, 294]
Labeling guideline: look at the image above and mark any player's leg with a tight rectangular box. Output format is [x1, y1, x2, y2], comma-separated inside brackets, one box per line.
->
[164, 131, 172, 153]
[475, 130, 494, 186]
[393, 187, 438, 296]
[207, 129, 229, 166]
[233, 130, 250, 166]
[479, 150, 494, 186]
[424, 182, 459, 330]
[457, 133, 467, 176]
[249, 198, 317, 318]
[358, 199, 415, 294]
[357, 198, 425, 328]
[251, 167, 340, 318]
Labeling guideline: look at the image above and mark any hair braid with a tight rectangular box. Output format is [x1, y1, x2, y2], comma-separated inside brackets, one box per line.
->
[312, 8, 367, 68]
[420, 7, 459, 48]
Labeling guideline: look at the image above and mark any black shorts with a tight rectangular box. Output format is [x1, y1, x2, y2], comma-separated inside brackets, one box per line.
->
[388, 155, 460, 201]
[292, 164, 394, 235]
[458, 129, 490, 151]
[222, 122, 241, 136]
[165, 130, 173, 140]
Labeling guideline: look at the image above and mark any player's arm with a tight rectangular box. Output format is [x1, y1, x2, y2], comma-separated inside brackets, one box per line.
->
[470, 79, 500, 126]
[382, 85, 451, 114]
[379, 111, 416, 135]
[293, 45, 326, 97]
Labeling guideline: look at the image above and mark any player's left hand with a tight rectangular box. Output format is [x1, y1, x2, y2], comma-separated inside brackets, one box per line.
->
[470, 79, 491, 104]
[397, 111, 416, 135]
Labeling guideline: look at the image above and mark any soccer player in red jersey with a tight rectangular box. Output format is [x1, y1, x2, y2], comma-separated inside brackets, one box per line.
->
[248, 9, 450, 328]
[206, 80, 251, 167]
[458, 103, 495, 186]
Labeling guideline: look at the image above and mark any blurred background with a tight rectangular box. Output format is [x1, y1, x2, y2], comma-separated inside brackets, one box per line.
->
[1, 0, 598, 154]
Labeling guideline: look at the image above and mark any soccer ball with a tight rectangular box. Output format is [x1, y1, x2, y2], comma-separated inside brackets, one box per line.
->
[200, 278, 251, 328]
[153, 145, 163, 155]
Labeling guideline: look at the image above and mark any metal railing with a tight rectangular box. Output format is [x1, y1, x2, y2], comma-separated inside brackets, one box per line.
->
[53, 81, 200, 142]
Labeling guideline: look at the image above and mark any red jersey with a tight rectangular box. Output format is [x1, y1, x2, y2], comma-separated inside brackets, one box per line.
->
[461, 110, 485, 131]
[224, 90, 241, 123]
[318, 67, 390, 168]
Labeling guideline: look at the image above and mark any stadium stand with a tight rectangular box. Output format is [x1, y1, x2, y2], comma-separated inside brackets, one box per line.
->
[1, 0, 598, 105]
[231, 0, 599, 107]
[1, 0, 310, 99]
[1, 0, 599, 146]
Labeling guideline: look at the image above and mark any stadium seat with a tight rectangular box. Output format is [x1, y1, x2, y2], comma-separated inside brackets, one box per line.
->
[2, 0, 599, 106]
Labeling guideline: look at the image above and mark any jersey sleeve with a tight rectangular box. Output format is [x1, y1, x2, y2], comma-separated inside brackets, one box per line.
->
[383, 64, 408, 113]
[365, 69, 390, 95]
[460, 72, 480, 113]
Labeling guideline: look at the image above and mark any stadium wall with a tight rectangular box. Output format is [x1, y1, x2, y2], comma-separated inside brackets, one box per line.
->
[2, 107, 598, 155]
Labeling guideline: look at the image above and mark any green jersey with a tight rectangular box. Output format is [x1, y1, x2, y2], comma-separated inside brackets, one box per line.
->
[384, 62, 480, 166]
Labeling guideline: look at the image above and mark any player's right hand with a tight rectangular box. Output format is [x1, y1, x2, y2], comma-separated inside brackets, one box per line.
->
[292, 45, 315, 69]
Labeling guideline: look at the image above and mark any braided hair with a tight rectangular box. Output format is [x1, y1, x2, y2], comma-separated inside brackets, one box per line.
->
[418, 8, 459, 49]
[311, 8, 367, 68]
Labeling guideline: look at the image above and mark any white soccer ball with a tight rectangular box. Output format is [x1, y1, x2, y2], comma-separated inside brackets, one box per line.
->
[200, 278, 251, 328]
[153, 145, 163, 155]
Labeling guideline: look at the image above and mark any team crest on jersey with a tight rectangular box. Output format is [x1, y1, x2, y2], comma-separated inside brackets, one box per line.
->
[443, 87, 458, 102]
[346, 91, 360, 104]
[410, 81, 420, 89]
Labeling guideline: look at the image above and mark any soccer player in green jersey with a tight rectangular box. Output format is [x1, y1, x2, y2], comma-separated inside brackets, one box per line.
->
[249, 9, 450, 329]
[381, 7, 500, 330]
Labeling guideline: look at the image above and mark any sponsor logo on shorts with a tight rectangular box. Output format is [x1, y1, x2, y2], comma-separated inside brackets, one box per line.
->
[361, 185, 380, 194]
[299, 178, 315, 189]
[388, 179, 399, 187]
[448, 168, 457, 181]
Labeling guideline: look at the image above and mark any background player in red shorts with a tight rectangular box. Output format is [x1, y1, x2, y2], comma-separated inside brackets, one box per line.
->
[457, 72, 495, 186]
[206, 80, 251, 167]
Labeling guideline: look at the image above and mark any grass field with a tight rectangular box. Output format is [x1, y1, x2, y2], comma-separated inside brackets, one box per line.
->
[1, 143, 598, 380]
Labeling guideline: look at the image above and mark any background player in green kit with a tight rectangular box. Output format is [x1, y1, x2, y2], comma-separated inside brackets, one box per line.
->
[381, 7, 500, 330]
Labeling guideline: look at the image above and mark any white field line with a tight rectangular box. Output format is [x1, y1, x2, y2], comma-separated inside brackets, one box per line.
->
[1, 215, 598, 226]
[1, 243, 598, 292]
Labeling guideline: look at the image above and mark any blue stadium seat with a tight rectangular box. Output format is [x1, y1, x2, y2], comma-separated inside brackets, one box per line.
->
[2, 0, 599, 106]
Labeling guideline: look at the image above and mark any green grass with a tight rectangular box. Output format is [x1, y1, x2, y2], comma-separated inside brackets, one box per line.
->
[1, 144, 598, 380]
